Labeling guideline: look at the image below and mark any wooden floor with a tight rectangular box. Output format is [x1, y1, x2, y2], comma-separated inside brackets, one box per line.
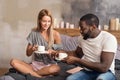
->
[0, 68, 9, 76]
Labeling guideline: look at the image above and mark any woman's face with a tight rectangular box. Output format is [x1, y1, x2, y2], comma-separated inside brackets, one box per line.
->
[40, 15, 51, 30]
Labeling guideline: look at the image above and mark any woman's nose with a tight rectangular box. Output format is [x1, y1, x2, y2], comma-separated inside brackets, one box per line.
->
[46, 22, 50, 25]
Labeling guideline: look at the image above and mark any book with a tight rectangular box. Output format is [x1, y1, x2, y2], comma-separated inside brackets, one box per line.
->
[66, 66, 83, 74]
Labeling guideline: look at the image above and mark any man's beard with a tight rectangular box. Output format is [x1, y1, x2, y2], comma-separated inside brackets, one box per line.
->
[83, 30, 91, 40]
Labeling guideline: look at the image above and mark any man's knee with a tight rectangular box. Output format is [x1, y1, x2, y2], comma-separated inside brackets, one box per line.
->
[96, 77, 105, 80]
[66, 75, 77, 80]
[96, 74, 116, 80]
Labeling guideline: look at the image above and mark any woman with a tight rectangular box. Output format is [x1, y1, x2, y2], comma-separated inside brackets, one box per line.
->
[10, 9, 63, 78]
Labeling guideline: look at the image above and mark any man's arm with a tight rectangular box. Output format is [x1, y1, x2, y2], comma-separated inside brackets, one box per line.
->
[65, 46, 84, 58]
[75, 46, 84, 58]
[75, 51, 115, 73]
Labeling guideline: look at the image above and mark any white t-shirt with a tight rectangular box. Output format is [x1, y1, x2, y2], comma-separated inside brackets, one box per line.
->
[78, 31, 117, 74]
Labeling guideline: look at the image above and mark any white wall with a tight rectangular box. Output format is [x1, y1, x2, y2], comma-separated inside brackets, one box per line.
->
[0, 0, 63, 68]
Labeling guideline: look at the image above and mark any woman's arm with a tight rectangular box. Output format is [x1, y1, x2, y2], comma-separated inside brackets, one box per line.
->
[53, 30, 61, 44]
[47, 30, 62, 56]
[26, 43, 37, 57]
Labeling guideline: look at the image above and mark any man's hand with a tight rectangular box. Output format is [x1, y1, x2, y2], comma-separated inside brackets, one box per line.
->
[64, 56, 80, 64]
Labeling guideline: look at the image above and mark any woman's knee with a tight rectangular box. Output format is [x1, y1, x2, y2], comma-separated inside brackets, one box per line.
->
[10, 59, 20, 67]
[49, 64, 60, 75]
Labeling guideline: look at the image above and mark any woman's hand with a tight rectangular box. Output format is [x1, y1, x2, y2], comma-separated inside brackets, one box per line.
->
[32, 45, 38, 52]
[48, 49, 57, 58]
[26, 44, 38, 56]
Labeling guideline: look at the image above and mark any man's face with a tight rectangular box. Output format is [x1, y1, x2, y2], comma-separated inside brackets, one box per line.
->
[79, 21, 92, 40]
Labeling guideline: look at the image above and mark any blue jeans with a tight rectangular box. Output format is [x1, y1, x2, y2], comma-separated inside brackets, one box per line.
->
[66, 69, 116, 80]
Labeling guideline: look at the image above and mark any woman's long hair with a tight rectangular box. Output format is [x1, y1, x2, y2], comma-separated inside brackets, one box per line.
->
[35, 9, 54, 49]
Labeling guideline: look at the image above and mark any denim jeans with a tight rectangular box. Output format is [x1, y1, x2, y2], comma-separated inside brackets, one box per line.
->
[66, 69, 116, 80]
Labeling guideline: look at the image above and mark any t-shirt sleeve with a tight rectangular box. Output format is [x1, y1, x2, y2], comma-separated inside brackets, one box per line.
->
[27, 31, 34, 45]
[52, 44, 63, 50]
[103, 36, 117, 53]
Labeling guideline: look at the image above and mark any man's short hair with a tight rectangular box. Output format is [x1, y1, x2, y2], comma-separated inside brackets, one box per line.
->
[79, 13, 99, 28]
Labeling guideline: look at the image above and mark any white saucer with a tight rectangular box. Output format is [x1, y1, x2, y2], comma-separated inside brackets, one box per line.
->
[55, 57, 62, 61]
[34, 51, 48, 54]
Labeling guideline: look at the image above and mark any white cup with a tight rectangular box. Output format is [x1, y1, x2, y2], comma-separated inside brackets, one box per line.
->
[38, 46, 45, 52]
[58, 53, 68, 60]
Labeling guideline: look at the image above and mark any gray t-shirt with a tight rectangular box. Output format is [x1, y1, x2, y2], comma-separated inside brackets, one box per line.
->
[27, 31, 63, 50]
[27, 31, 63, 63]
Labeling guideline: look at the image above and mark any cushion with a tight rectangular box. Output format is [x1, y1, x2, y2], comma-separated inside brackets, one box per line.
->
[115, 44, 120, 60]
[60, 34, 79, 51]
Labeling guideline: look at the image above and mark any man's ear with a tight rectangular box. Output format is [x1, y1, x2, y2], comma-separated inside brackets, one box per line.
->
[90, 24, 96, 30]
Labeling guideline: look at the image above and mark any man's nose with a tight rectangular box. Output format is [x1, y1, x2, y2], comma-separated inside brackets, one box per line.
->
[80, 30, 83, 34]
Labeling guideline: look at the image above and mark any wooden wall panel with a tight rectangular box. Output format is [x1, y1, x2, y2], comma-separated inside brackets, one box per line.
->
[54, 28, 120, 44]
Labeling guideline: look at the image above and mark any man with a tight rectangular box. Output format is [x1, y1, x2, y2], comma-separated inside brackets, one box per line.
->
[65, 14, 117, 80]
